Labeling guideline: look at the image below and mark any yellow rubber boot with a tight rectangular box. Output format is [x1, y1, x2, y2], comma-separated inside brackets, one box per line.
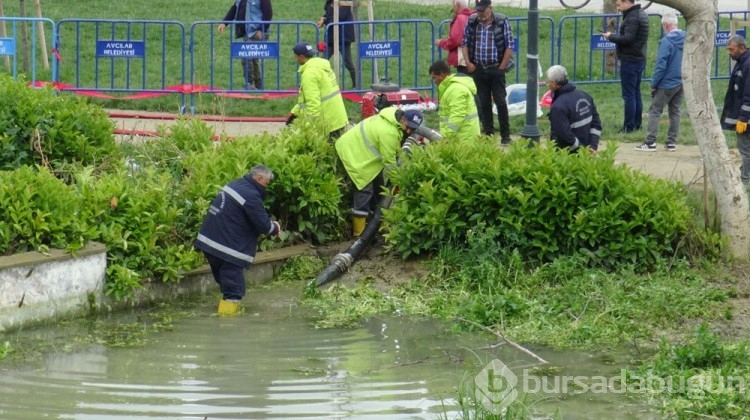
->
[217, 299, 240, 316]
[352, 216, 367, 237]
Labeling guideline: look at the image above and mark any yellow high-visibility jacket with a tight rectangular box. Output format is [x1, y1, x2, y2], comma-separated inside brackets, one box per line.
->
[291, 57, 348, 133]
[437, 73, 480, 141]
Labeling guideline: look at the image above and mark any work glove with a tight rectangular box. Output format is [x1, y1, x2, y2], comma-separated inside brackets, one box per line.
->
[272, 221, 281, 237]
[285, 113, 297, 126]
[737, 121, 748, 134]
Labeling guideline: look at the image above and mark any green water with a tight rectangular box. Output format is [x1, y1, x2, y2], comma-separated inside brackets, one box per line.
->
[0, 284, 662, 419]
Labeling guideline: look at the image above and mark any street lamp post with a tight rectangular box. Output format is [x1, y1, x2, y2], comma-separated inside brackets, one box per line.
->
[519, 0, 541, 142]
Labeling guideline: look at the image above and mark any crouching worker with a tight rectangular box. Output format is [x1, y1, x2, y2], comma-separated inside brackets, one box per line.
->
[546, 65, 602, 153]
[335, 107, 425, 237]
[194, 164, 281, 316]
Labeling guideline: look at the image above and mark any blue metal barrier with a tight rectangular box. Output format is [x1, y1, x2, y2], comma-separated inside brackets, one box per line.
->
[714, 11, 750, 80]
[55, 19, 186, 110]
[556, 13, 663, 84]
[332, 19, 434, 95]
[0, 17, 56, 83]
[189, 20, 318, 113]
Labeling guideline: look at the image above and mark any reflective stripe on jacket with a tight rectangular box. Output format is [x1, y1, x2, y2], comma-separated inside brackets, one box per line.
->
[194, 175, 277, 268]
[549, 83, 602, 151]
[722, 49, 750, 129]
[291, 57, 348, 133]
[335, 106, 404, 190]
[437, 73, 480, 141]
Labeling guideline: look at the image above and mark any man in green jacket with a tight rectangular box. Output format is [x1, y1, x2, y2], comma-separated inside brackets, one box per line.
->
[429, 60, 480, 142]
[335, 106, 424, 236]
[288, 41, 349, 140]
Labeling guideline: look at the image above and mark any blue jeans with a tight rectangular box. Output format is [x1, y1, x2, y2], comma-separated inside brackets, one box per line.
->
[620, 60, 646, 131]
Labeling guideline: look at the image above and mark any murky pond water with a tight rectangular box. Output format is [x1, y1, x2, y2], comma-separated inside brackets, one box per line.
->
[0, 284, 662, 419]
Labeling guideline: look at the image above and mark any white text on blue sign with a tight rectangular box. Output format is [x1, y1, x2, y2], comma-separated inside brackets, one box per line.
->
[96, 40, 145, 58]
[231, 42, 279, 59]
[0, 38, 16, 56]
[590, 34, 615, 50]
[359, 41, 401, 58]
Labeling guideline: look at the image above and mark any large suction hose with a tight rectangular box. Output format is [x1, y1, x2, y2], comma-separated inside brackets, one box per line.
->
[310, 127, 443, 289]
[311, 195, 393, 288]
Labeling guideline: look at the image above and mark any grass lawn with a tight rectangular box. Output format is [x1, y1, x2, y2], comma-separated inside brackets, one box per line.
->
[0, 0, 734, 146]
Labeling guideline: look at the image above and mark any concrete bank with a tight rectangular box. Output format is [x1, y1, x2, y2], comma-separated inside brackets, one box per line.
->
[0, 242, 318, 332]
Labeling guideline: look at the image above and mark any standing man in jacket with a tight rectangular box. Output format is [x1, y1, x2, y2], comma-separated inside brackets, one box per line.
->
[601, 0, 649, 133]
[218, 0, 273, 90]
[546, 65, 602, 153]
[287, 42, 349, 141]
[429, 60, 480, 141]
[721, 35, 750, 188]
[335, 107, 424, 237]
[436, 0, 474, 74]
[461, 0, 514, 145]
[318, 0, 357, 89]
[636, 12, 684, 152]
[195, 165, 282, 316]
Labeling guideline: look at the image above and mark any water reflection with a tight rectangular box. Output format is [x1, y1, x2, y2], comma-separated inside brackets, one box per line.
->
[0, 286, 663, 419]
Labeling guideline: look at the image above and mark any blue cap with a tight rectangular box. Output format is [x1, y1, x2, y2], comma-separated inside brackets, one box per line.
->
[292, 41, 315, 57]
[403, 110, 424, 129]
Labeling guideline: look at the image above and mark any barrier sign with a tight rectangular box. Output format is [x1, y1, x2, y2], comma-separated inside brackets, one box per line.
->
[590, 34, 615, 50]
[716, 30, 746, 46]
[96, 40, 145, 58]
[359, 41, 401, 58]
[231, 42, 279, 59]
[0, 38, 15, 55]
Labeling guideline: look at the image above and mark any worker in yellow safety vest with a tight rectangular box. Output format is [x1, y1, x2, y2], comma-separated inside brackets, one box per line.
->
[287, 41, 349, 140]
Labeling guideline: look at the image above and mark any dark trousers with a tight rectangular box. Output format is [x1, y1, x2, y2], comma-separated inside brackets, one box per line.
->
[204, 252, 246, 301]
[327, 42, 357, 89]
[471, 65, 510, 140]
[352, 172, 384, 217]
[619, 60, 646, 131]
[241, 32, 265, 89]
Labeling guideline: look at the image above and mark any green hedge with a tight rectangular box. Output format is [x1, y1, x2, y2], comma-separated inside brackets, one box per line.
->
[0, 75, 116, 170]
[385, 139, 692, 267]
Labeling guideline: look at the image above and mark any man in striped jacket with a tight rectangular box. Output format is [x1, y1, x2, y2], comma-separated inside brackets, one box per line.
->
[195, 165, 281, 315]
[546, 65, 602, 153]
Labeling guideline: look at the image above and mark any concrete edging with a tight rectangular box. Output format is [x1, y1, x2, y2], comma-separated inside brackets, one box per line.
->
[0, 242, 317, 332]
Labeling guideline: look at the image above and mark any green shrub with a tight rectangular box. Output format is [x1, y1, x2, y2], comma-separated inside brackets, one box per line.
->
[180, 118, 345, 244]
[0, 75, 117, 170]
[74, 166, 201, 298]
[385, 139, 694, 267]
[0, 166, 89, 255]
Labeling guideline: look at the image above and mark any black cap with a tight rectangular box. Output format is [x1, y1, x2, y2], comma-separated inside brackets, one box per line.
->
[292, 41, 315, 57]
[475, 0, 491, 11]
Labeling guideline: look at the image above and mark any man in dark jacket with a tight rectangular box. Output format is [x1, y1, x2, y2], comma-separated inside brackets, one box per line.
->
[601, 0, 649, 133]
[194, 165, 281, 315]
[636, 12, 684, 152]
[546, 65, 602, 152]
[721, 35, 750, 187]
[460, 0, 515, 144]
[218, 0, 273, 90]
[318, 0, 357, 89]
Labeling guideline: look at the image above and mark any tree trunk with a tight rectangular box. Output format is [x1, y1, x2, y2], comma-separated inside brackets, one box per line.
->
[602, 0, 617, 74]
[658, 0, 750, 260]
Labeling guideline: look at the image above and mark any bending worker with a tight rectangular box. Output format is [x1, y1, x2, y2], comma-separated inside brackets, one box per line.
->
[287, 41, 349, 141]
[194, 165, 281, 316]
[335, 106, 425, 237]
[545, 65, 602, 152]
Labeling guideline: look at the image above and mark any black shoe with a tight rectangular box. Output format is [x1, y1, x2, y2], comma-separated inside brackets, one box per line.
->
[618, 127, 634, 134]
[500, 137, 512, 145]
